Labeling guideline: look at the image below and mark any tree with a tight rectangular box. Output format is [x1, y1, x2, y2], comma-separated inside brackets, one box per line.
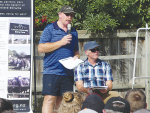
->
[35, 0, 150, 32]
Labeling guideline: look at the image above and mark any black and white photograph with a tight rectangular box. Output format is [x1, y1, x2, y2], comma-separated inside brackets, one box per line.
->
[13, 35, 27, 44]
[7, 76, 30, 98]
[8, 19, 30, 44]
[9, 19, 30, 35]
[8, 46, 31, 71]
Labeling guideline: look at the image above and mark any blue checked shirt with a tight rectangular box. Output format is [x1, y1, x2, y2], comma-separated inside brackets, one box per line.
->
[74, 58, 113, 88]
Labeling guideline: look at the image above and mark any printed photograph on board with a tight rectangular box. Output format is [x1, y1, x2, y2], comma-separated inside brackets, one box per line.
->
[8, 18, 30, 45]
[13, 35, 27, 44]
[8, 46, 30, 71]
[7, 75, 30, 98]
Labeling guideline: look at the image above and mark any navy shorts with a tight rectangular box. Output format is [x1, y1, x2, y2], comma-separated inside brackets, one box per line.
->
[42, 74, 74, 96]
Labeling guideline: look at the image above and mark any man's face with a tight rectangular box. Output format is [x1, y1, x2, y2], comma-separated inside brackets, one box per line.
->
[86, 47, 99, 60]
[59, 12, 74, 25]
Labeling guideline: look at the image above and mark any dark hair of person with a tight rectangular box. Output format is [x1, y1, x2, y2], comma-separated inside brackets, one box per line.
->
[0, 98, 14, 112]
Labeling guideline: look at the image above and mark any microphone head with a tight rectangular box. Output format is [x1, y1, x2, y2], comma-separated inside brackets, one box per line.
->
[67, 24, 71, 30]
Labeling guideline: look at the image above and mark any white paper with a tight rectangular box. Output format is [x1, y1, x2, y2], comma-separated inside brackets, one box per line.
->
[88, 86, 108, 89]
[59, 57, 83, 69]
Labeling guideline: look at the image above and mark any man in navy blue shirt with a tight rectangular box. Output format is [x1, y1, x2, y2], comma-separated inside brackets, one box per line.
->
[38, 5, 79, 113]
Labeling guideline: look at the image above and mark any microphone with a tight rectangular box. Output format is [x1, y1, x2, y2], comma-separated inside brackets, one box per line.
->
[67, 24, 71, 34]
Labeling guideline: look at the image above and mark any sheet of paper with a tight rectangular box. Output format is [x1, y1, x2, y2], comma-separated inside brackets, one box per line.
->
[88, 86, 108, 89]
[59, 57, 83, 69]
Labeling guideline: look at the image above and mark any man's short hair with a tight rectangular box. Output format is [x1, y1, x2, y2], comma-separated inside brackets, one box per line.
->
[104, 96, 130, 113]
[133, 109, 150, 113]
[125, 89, 146, 112]
[0, 98, 16, 113]
[104, 109, 124, 113]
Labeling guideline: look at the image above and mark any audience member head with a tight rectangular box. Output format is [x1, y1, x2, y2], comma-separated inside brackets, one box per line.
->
[103, 96, 130, 113]
[125, 89, 146, 112]
[58, 91, 83, 113]
[81, 93, 105, 113]
[78, 108, 98, 113]
[133, 109, 150, 113]
[0, 98, 16, 113]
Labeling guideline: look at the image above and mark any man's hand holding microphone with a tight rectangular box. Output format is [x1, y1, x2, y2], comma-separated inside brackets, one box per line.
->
[60, 24, 72, 45]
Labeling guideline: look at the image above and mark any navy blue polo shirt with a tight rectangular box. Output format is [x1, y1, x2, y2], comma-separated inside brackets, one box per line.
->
[39, 21, 79, 76]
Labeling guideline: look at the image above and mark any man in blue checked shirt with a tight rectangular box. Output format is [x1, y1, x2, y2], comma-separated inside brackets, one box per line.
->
[74, 41, 122, 104]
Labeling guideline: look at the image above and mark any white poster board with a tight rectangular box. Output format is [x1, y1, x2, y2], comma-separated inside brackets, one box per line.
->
[0, 0, 33, 112]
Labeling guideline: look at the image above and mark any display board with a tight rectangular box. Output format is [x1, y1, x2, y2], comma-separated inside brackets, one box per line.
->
[0, 0, 33, 112]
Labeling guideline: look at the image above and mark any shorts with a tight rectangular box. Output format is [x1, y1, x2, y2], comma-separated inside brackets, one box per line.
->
[42, 74, 74, 96]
